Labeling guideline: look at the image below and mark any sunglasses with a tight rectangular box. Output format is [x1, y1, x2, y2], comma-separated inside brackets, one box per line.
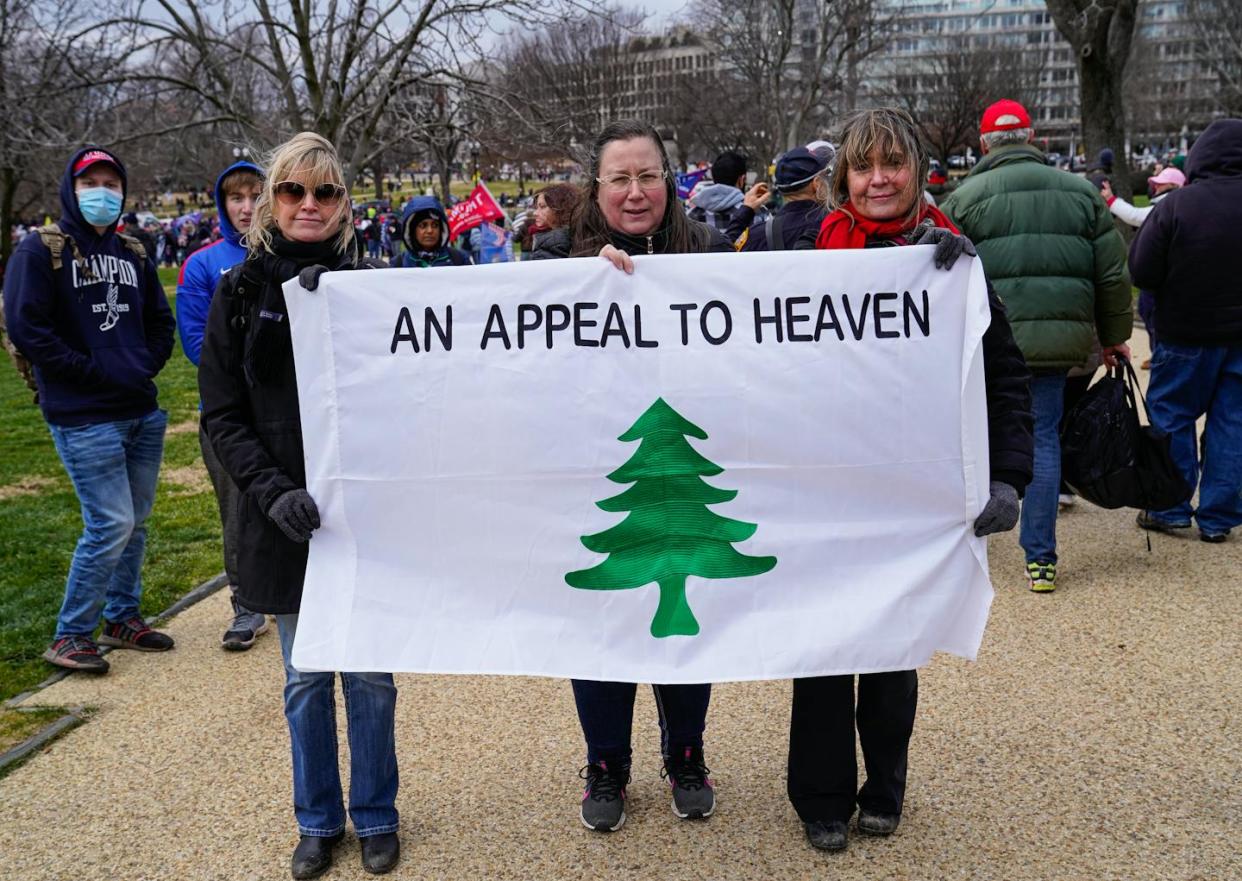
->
[274, 180, 347, 206]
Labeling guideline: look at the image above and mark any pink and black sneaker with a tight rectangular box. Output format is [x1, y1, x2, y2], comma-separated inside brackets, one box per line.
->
[579, 759, 629, 831]
[662, 746, 715, 819]
[43, 635, 109, 673]
[99, 616, 174, 652]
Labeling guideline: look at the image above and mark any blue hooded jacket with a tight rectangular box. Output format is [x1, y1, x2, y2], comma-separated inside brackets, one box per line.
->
[176, 161, 263, 365]
[2, 146, 175, 427]
[398, 196, 470, 268]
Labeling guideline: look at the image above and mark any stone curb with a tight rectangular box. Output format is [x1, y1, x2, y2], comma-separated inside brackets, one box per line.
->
[0, 572, 228, 774]
[5, 573, 228, 710]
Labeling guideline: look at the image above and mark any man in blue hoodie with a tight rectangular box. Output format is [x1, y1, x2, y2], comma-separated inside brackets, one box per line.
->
[686, 150, 772, 243]
[399, 196, 471, 267]
[175, 160, 269, 650]
[3, 147, 176, 673]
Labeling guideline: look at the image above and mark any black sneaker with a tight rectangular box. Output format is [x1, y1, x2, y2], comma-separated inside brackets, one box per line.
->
[43, 635, 110, 674]
[662, 745, 715, 819]
[222, 603, 269, 651]
[99, 616, 174, 652]
[579, 760, 629, 832]
[1199, 529, 1230, 544]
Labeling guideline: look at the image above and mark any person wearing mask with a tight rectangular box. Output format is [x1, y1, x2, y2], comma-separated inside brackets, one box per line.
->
[397, 196, 470, 268]
[790, 107, 1032, 852]
[198, 132, 401, 878]
[735, 146, 829, 251]
[176, 160, 270, 650]
[533, 119, 733, 833]
[2, 147, 177, 673]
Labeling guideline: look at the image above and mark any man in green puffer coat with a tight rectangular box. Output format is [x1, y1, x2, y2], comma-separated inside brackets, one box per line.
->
[942, 99, 1133, 594]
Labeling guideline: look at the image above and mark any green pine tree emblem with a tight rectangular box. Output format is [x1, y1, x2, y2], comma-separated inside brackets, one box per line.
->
[565, 397, 777, 638]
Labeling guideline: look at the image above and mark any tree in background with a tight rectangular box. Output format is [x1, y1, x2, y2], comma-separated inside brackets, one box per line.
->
[1044, 0, 1138, 195]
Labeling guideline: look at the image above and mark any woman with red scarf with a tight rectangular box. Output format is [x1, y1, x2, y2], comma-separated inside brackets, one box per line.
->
[788, 108, 1034, 852]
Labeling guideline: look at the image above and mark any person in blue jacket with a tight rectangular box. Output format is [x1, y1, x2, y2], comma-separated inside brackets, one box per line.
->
[176, 160, 269, 651]
[2, 146, 176, 673]
[398, 196, 471, 267]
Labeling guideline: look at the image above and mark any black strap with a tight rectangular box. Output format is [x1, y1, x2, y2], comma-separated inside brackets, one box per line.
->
[766, 213, 786, 251]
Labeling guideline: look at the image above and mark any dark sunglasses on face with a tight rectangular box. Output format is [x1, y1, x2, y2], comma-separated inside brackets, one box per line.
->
[274, 180, 346, 206]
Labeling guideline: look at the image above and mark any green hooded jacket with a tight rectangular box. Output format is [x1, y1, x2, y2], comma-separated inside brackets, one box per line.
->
[942, 143, 1132, 370]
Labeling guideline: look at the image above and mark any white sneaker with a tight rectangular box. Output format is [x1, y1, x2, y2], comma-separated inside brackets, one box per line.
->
[1058, 493, 1075, 509]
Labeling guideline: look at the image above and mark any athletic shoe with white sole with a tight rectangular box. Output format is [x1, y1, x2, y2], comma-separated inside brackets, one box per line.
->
[580, 760, 629, 832]
[662, 745, 715, 819]
[1026, 561, 1057, 593]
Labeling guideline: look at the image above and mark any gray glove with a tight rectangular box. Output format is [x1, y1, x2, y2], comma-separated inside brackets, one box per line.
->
[267, 489, 321, 543]
[915, 226, 977, 270]
[973, 481, 1019, 537]
[298, 264, 331, 291]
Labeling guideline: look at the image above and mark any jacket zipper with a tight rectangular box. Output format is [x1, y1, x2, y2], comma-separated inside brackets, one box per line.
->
[646, 236, 653, 254]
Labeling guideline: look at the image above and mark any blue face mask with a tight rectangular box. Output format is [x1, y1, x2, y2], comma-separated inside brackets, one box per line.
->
[76, 187, 124, 228]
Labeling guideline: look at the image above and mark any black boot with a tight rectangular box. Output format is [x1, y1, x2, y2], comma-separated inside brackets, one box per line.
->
[360, 832, 400, 874]
[291, 832, 343, 879]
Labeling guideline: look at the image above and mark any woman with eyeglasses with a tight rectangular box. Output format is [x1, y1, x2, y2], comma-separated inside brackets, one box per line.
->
[198, 132, 401, 879]
[533, 119, 733, 834]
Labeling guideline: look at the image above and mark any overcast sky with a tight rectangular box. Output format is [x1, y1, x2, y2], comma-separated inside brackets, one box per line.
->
[628, 0, 692, 28]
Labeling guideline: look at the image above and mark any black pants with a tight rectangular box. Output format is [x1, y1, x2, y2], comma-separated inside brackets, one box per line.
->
[571, 679, 711, 766]
[787, 671, 918, 823]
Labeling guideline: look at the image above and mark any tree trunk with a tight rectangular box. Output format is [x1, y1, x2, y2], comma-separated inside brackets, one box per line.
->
[652, 575, 699, 638]
[1, 166, 15, 266]
[1078, 46, 1132, 198]
[374, 153, 384, 202]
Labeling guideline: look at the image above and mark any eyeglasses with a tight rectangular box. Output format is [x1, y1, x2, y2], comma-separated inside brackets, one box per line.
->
[596, 171, 667, 193]
[274, 180, 347, 206]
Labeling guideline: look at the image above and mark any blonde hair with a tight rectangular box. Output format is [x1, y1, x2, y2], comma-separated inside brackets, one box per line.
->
[826, 108, 929, 230]
[245, 132, 354, 257]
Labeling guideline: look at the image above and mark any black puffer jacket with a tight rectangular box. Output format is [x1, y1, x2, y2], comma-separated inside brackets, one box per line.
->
[530, 221, 732, 260]
[198, 234, 365, 614]
[1129, 118, 1242, 345]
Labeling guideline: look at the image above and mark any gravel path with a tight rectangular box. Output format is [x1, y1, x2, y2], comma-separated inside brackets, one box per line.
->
[1, 333, 1239, 881]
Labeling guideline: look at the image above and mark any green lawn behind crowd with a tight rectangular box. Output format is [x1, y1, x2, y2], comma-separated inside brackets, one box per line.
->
[0, 266, 222, 708]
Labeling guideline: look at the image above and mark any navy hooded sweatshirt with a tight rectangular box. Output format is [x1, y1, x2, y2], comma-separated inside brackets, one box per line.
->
[176, 160, 263, 365]
[1129, 118, 1242, 345]
[398, 196, 471, 268]
[2, 147, 175, 426]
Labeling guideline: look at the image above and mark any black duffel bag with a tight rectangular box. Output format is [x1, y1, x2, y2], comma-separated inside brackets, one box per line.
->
[1060, 356, 1191, 511]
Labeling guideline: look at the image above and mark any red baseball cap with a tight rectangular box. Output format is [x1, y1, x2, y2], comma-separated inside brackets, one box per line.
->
[73, 149, 121, 177]
[980, 100, 1032, 134]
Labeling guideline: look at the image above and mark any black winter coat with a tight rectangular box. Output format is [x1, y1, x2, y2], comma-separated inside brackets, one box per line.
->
[530, 220, 732, 260]
[1129, 118, 1242, 346]
[738, 199, 827, 251]
[198, 237, 363, 614]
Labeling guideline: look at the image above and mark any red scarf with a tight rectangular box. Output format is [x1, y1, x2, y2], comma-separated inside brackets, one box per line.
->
[814, 200, 959, 250]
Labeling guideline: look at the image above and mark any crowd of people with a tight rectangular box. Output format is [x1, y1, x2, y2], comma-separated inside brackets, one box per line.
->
[1, 100, 1239, 879]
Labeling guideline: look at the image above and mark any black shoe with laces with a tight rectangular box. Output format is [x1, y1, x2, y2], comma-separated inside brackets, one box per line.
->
[579, 759, 629, 831]
[662, 745, 715, 819]
[43, 635, 109, 673]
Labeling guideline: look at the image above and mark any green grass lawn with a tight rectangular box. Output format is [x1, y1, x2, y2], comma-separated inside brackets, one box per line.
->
[0, 272, 222, 704]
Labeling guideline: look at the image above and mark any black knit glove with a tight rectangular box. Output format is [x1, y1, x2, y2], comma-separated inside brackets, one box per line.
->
[915, 226, 977, 270]
[298, 264, 331, 291]
[267, 489, 321, 543]
[973, 481, 1020, 537]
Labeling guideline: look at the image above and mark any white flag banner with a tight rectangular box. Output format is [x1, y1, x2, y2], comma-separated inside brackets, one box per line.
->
[286, 247, 994, 682]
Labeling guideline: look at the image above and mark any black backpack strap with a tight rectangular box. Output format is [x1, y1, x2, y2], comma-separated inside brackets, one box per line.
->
[766, 213, 786, 251]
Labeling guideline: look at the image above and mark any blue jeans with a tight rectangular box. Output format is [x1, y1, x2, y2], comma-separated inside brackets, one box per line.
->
[48, 409, 168, 638]
[276, 614, 399, 837]
[571, 679, 711, 766]
[1145, 342, 1242, 535]
[1020, 373, 1066, 565]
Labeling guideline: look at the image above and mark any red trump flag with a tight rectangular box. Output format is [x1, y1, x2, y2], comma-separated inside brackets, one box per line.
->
[447, 183, 504, 239]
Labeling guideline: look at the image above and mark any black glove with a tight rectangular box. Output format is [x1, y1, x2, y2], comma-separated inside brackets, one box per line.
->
[915, 226, 977, 270]
[973, 481, 1020, 537]
[298, 264, 331, 291]
[267, 489, 321, 543]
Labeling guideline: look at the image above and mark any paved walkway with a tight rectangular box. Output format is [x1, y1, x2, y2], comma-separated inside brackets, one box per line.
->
[1, 336, 1239, 881]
